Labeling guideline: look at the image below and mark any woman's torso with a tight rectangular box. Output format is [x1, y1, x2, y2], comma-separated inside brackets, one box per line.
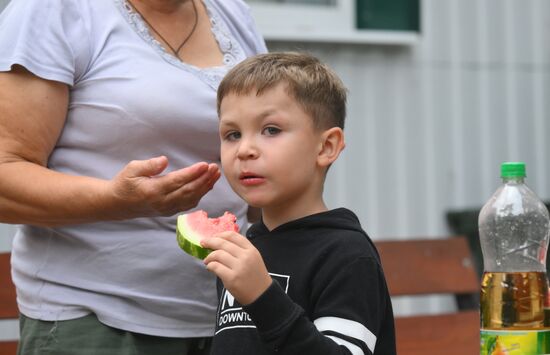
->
[2, 0, 265, 337]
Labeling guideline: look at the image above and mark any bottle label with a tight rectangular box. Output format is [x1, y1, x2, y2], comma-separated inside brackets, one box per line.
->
[480, 329, 550, 355]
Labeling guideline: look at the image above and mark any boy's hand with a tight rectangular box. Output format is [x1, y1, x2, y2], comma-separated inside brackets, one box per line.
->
[201, 231, 272, 305]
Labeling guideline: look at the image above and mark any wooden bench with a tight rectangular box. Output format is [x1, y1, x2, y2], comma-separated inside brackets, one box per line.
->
[375, 236, 480, 355]
[0, 252, 18, 355]
[1, 237, 480, 355]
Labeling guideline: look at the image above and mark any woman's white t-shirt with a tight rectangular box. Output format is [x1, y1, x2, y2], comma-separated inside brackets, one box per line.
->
[0, 0, 266, 337]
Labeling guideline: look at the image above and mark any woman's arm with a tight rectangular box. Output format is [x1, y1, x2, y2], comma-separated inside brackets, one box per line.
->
[0, 66, 220, 227]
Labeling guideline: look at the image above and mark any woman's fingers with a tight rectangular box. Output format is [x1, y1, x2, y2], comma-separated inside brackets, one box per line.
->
[124, 156, 169, 178]
[111, 159, 221, 217]
[162, 164, 221, 212]
[155, 161, 212, 193]
[206, 164, 222, 189]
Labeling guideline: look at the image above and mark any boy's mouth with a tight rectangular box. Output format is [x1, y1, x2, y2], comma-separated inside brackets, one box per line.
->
[239, 172, 265, 186]
[239, 171, 261, 179]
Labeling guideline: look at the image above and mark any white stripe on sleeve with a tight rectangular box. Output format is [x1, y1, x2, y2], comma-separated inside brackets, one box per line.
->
[314, 316, 376, 353]
[326, 336, 365, 355]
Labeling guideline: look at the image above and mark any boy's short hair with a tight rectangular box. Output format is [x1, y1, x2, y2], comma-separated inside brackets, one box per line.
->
[217, 52, 347, 130]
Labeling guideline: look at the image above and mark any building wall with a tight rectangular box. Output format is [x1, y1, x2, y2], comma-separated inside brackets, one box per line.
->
[269, 0, 550, 239]
[1, 0, 549, 340]
[266, 0, 550, 319]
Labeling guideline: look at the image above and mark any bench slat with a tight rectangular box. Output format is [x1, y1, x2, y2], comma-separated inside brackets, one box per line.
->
[1, 238, 481, 355]
[395, 310, 479, 355]
[0, 253, 18, 319]
[0, 341, 18, 355]
[376, 236, 480, 355]
[376, 237, 479, 296]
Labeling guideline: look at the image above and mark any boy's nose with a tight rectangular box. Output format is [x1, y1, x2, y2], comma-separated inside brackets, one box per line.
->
[237, 139, 259, 160]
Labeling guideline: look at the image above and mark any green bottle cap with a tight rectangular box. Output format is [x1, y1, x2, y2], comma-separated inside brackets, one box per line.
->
[501, 162, 526, 178]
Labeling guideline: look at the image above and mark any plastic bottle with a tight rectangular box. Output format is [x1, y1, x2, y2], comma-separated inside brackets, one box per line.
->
[479, 162, 550, 355]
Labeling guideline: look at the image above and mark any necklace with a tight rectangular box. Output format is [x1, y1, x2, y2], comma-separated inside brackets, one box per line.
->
[127, 0, 198, 58]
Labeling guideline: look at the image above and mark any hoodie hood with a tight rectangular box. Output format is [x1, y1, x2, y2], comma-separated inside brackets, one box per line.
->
[247, 208, 365, 238]
[246, 207, 382, 262]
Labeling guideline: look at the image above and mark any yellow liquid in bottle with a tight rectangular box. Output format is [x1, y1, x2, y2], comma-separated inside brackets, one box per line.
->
[481, 271, 549, 330]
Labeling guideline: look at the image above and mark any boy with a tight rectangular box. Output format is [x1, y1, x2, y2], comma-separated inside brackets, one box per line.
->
[201, 52, 396, 355]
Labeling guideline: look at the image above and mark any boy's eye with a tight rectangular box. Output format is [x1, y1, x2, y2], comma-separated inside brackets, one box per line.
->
[224, 131, 241, 141]
[263, 126, 281, 136]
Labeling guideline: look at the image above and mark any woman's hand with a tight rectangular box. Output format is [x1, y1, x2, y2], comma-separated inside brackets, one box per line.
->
[0, 67, 220, 226]
[109, 156, 221, 219]
[202, 231, 272, 305]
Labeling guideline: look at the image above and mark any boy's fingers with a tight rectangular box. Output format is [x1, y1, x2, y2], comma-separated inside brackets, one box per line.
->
[212, 231, 251, 249]
[204, 260, 232, 279]
[201, 235, 242, 257]
[204, 249, 237, 269]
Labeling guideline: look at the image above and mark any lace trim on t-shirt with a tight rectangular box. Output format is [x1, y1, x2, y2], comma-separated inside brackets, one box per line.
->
[116, 0, 245, 89]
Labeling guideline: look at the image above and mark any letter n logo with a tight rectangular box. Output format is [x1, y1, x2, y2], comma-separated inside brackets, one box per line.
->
[222, 290, 236, 309]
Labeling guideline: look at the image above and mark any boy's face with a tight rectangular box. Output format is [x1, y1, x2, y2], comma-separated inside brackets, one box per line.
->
[219, 84, 325, 210]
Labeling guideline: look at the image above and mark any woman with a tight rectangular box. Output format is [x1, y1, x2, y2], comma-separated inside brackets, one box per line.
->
[0, 0, 266, 353]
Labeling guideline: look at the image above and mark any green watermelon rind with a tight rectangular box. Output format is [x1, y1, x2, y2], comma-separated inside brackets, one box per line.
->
[176, 226, 212, 260]
[176, 214, 212, 260]
[176, 211, 238, 260]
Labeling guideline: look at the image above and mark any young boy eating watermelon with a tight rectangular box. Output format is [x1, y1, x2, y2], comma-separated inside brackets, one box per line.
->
[201, 52, 396, 355]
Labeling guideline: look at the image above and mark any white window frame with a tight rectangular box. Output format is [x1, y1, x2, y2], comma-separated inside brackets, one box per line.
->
[247, 0, 419, 45]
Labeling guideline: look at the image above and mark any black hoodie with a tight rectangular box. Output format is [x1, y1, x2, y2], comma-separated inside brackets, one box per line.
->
[210, 208, 396, 355]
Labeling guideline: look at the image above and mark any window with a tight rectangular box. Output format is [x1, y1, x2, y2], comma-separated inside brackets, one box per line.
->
[246, 0, 420, 44]
[356, 0, 420, 31]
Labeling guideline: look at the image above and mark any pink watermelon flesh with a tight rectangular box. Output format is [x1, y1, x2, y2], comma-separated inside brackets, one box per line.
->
[177, 210, 239, 259]
[187, 210, 239, 237]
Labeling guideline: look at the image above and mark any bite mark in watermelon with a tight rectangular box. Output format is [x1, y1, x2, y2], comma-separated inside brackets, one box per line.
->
[176, 210, 239, 259]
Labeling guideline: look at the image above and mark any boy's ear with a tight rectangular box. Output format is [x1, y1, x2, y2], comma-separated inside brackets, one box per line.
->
[317, 127, 345, 168]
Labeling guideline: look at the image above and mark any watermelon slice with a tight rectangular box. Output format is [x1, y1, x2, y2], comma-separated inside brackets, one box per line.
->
[176, 210, 239, 259]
